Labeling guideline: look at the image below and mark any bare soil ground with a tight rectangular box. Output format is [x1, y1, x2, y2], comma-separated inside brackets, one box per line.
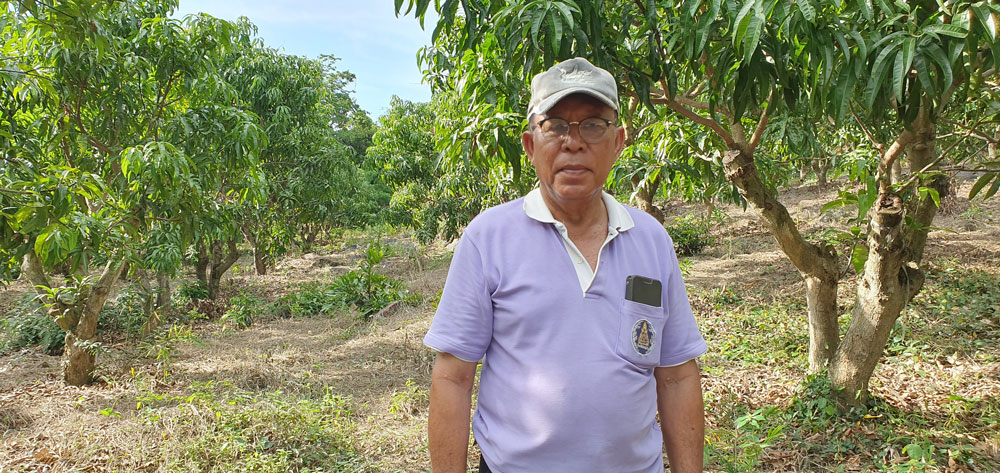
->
[2, 179, 999, 472]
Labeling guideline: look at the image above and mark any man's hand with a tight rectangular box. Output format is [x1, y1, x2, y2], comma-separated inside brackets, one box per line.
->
[428, 352, 478, 473]
[655, 359, 704, 473]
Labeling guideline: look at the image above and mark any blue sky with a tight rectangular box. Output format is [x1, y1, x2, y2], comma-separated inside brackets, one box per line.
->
[173, 1, 436, 117]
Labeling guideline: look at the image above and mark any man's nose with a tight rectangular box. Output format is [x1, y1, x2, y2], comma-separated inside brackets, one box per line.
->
[560, 125, 586, 151]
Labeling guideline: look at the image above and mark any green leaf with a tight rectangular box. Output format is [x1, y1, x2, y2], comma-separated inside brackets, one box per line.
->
[683, 0, 703, 19]
[415, 0, 431, 18]
[901, 36, 915, 79]
[859, 175, 878, 220]
[856, 0, 873, 21]
[530, 7, 546, 48]
[969, 172, 996, 199]
[822, 41, 834, 83]
[832, 65, 856, 121]
[849, 30, 868, 64]
[733, 1, 756, 45]
[918, 186, 940, 207]
[971, 4, 996, 41]
[913, 54, 936, 97]
[799, 0, 816, 22]
[551, 13, 562, 53]
[833, 30, 851, 62]
[851, 244, 869, 274]
[552, 2, 576, 31]
[923, 42, 953, 91]
[985, 175, 1000, 200]
[744, 14, 763, 62]
[892, 49, 905, 102]
[865, 43, 897, 109]
[923, 24, 968, 39]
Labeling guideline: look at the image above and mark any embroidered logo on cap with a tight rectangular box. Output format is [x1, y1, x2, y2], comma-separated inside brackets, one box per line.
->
[559, 67, 594, 84]
[631, 319, 655, 356]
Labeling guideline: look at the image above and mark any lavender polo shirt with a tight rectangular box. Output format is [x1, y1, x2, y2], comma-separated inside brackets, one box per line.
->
[424, 194, 707, 473]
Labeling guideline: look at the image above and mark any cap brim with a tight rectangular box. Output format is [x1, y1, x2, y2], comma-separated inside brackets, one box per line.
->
[529, 87, 619, 117]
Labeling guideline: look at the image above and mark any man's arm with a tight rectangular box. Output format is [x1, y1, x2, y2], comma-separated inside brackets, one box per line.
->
[429, 351, 478, 473]
[655, 359, 704, 473]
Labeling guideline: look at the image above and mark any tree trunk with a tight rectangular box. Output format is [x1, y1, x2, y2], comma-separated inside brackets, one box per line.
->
[242, 226, 268, 276]
[805, 275, 840, 372]
[195, 243, 209, 285]
[253, 244, 267, 276]
[989, 126, 998, 161]
[722, 146, 841, 372]
[829, 111, 942, 405]
[891, 158, 903, 183]
[828, 193, 923, 404]
[155, 272, 171, 309]
[57, 259, 124, 386]
[208, 240, 240, 300]
[815, 152, 831, 185]
[630, 174, 664, 223]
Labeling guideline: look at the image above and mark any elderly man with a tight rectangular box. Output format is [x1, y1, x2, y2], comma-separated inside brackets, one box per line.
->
[424, 57, 707, 473]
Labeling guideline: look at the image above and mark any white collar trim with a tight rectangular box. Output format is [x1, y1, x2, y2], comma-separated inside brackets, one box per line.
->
[523, 188, 635, 231]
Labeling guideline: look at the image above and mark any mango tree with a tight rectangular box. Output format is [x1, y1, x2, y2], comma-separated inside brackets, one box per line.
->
[399, 0, 1000, 403]
[220, 43, 382, 270]
[0, 0, 264, 384]
[365, 96, 439, 228]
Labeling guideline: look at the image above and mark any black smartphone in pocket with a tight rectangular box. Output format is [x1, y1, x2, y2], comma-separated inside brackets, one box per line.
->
[625, 275, 662, 307]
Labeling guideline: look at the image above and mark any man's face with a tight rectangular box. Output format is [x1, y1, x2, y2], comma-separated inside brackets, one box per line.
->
[522, 94, 625, 207]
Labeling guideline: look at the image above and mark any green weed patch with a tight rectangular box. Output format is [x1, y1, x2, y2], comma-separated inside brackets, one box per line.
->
[895, 260, 1000, 362]
[136, 383, 369, 472]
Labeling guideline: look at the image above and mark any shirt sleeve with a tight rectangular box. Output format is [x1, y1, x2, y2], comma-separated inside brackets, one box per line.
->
[423, 233, 494, 363]
[658, 233, 708, 367]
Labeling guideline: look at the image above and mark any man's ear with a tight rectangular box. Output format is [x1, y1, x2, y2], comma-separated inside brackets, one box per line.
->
[522, 130, 535, 164]
[613, 125, 626, 156]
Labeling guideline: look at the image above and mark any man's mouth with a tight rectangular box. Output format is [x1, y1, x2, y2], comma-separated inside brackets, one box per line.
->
[558, 165, 590, 174]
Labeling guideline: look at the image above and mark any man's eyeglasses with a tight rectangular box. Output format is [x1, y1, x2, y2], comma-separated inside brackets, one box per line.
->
[535, 117, 614, 144]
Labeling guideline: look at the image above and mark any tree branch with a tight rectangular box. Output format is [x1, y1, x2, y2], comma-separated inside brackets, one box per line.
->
[749, 91, 775, 151]
[939, 118, 998, 144]
[146, 72, 180, 141]
[879, 130, 915, 191]
[851, 104, 884, 153]
[650, 90, 736, 147]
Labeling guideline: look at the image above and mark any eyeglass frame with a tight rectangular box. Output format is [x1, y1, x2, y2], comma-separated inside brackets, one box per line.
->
[531, 116, 616, 144]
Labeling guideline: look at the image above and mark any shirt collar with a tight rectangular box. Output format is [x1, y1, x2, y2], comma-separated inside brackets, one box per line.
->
[523, 188, 635, 232]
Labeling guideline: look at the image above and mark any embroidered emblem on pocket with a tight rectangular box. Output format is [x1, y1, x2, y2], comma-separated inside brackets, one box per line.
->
[631, 319, 655, 356]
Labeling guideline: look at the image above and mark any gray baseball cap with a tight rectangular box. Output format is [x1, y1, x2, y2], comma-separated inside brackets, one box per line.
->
[527, 57, 619, 117]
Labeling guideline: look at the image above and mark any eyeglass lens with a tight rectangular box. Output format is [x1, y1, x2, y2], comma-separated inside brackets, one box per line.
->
[539, 117, 611, 143]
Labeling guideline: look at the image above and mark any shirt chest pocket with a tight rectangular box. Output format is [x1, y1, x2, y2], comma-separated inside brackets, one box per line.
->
[615, 299, 666, 368]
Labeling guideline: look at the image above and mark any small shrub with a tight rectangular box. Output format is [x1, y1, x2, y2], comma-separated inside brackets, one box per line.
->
[140, 324, 201, 379]
[221, 294, 264, 329]
[177, 280, 209, 301]
[665, 214, 716, 256]
[788, 374, 843, 428]
[706, 401, 785, 473]
[332, 243, 409, 319]
[389, 378, 429, 416]
[0, 294, 64, 355]
[271, 243, 412, 320]
[270, 282, 344, 318]
[99, 283, 151, 337]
